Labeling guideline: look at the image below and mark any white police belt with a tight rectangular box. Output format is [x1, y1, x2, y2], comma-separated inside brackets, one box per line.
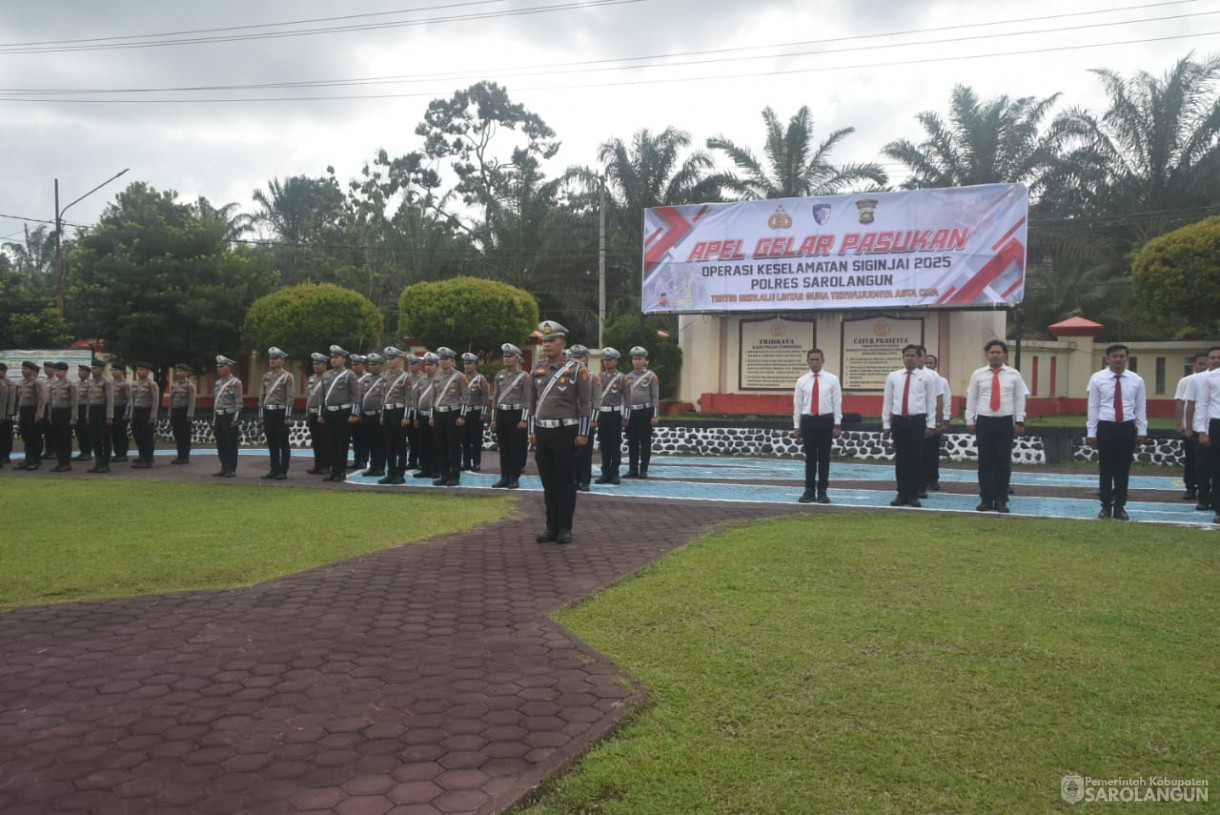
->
[263, 404, 286, 410]
[497, 403, 522, 410]
[363, 410, 380, 416]
[630, 402, 655, 410]
[467, 405, 485, 411]
[535, 418, 580, 428]
[308, 407, 321, 415]
[598, 405, 621, 413]
[434, 405, 459, 413]
[325, 403, 353, 412]
[214, 408, 237, 416]
[383, 403, 406, 410]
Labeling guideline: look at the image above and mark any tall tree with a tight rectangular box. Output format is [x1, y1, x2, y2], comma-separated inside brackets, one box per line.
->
[883, 86, 1065, 192]
[2, 224, 58, 289]
[193, 196, 254, 243]
[251, 172, 349, 283]
[709, 106, 887, 200]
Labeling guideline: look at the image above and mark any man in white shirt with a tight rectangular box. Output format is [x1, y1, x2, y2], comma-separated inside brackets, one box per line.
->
[882, 344, 938, 507]
[965, 340, 1029, 513]
[1182, 349, 1218, 509]
[792, 348, 843, 504]
[1087, 343, 1148, 521]
[921, 352, 952, 494]
[1190, 346, 1220, 524]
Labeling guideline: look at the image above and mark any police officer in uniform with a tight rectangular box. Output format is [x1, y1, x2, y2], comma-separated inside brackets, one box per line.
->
[86, 359, 114, 474]
[128, 362, 160, 467]
[305, 352, 329, 474]
[110, 363, 131, 462]
[46, 362, 79, 472]
[569, 345, 600, 492]
[461, 352, 489, 472]
[404, 355, 424, 471]
[359, 352, 387, 477]
[0, 363, 14, 468]
[527, 322, 592, 544]
[40, 361, 56, 461]
[74, 363, 93, 461]
[213, 355, 244, 477]
[623, 346, 660, 478]
[380, 347, 411, 484]
[319, 345, 362, 482]
[168, 363, 197, 464]
[260, 347, 295, 480]
[430, 347, 469, 487]
[350, 354, 371, 471]
[595, 347, 627, 485]
[16, 362, 47, 468]
[491, 343, 529, 489]
[411, 353, 440, 479]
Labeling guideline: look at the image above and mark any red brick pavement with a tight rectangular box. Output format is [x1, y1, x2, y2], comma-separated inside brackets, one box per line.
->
[0, 463, 803, 814]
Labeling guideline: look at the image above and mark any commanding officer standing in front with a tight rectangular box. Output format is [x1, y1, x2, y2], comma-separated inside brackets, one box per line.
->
[168, 363, 198, 464]
[86, 359, 115, 474]
[527, 321, 591, 544]
[570, 345, 600, 492]
[461, 352, 489, 473]
[305, 352, 329, 474]
[965, 340, 1029, 513]
[260, 347, 295, 480]
[882, 344, 938, 507]
[1087, 343, 1147, 521]
[46, 362, 79, 472]
[128, 362, 159, 468]
[110, 363, 131, 463]
[793, 348, 843, 504]
[430, 347, 469, 487]
[319, 345, 362, 482]
[594, 348, 627, 485]
[490, 343, 529, 489]
[212, 355, 244, 478]
[623, 346, 659, 478]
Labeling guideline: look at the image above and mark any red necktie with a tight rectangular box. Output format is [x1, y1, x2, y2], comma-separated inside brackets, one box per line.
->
[990, 368, 1002, 412]
[1114, 374, 1123, 422]
[901, 371, 911, 417]
[810, 373, 820, 416]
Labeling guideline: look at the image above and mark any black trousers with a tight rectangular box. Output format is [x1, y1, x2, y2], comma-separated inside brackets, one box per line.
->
[922, 431, 942, 489]
[433, 410, 462, 482]
[352, 413, 369, 467]
[20, 407, 43, 463]
[307, 412, 329, 470]
[1097, 420, 1137, 508]
[362, 412, 385, 472]
[1194, 438, 1211, 505]
[536, 425, 579, 533]
[1208, 419, 1220, 511]
[324, 408, 353, 478]
[265, 409, 291, 474]
[42, 410, 54, 458]
[461, 409, 484, 468]
[976, 415, 1014, 504]
[1182, 433, 1197, 490]
[111, 405, 129, 458]
[131, 408, 154, 463]
[383, 408, 407, 473]
[215, 415, 240, 473]
[76, 405, 92, 456]
[495, 409, 526, 479]
[597, 411, 622, 477]
[171, 407, 192, 459]
[626, 409, 654, 473]
[1, 417, 13, 462]
[51, 407, 73, 466]
[406, 419, 421, 469]
[891, 414, 927, 501]
[416, 413, 436, 475]
[89, 404, 111, 465]
[799, 413, 835, 492]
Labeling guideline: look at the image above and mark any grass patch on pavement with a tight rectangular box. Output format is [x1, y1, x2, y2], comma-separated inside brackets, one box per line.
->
[0, 480, 513, 610]
[526, 514, 1218, 814]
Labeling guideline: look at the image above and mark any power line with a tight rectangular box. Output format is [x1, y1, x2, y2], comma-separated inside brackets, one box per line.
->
[1, 2, 1209, 95]
[3, 28, 1216, 104]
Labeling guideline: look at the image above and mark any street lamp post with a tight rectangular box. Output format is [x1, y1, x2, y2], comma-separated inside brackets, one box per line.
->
[55, 168, 130, 318]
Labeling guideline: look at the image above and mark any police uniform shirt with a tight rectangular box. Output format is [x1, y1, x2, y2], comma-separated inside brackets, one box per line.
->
[965, 365, 1029, 424]
[881, 368, 938, 430]
[493, 367, 529, 420]
[260, 368, 295, 419]
[432, 368, 469, 413]
[1088, 368, 1148, 437]
[360, 372, 386, 414]
[464, 370, 489, 411]
[413, 373, 434, 416]
[320, 367, 361, 409]
[213, 374, 244, 415]
[382, 369, 411, 412]
[936, 374, 952, 423]
[170, 378, 198, 418]
[18, 375, 48, 414]
[527, 357, 592, 434]
[88, 376, 115, 412]
[306, 372, 324, 413]
[587, 367, 603, 414]
[407, 370, 425, 411]
[624, 368, 660, 418]
[47, 377, 78, 411]
[0, 377, 12, 420]
[112, 377, 131, 411]
[597, 370, 628, 418]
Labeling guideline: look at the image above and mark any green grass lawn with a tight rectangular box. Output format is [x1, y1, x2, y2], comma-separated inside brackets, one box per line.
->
[0, 480, 513, 610]
[526, 515, 1218, 814]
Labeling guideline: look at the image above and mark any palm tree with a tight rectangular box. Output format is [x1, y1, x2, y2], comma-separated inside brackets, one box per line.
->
[1050, 54, 1220, 240]
[2, 224, 57, 288]
[708, 106, 887, 200]
[193, 197, 254, 244]
[883, 85, 1066, 193]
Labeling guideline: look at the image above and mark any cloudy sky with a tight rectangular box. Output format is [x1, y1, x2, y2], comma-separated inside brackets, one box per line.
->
[1, 0, 1216, 244]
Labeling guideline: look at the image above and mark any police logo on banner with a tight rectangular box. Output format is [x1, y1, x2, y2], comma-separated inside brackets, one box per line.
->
[812, 203, 831, 225]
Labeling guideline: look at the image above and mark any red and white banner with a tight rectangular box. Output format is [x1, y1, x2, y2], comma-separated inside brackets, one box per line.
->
[642, 183, 1027, 313]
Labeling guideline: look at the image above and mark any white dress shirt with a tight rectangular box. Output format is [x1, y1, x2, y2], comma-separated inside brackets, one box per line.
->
[1174, 373, 1194, 401]
[1087, 368, 1148, 437]
[793, 370, 843, 428]
[1191, 368, 1220, 433]
[965, 365, 1029, 424]
[881, 367, 937, 430]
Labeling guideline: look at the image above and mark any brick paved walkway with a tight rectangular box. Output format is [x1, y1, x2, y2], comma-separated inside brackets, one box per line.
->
[0, 466, 802, 814]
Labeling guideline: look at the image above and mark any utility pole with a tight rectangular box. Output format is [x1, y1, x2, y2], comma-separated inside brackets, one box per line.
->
[598, 174, 607, 348]
[55, 168, 131, 318]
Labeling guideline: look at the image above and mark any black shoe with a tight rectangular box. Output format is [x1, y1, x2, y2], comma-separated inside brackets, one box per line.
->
[1098, 507, 1112, 519]
[390, 475, 405, 485]
[273, 473, 287, 480]
[95, 465, 110, 474]
[51, 465, 71, 473]
[73, 454, 91, 461]
[377, 473, 394, 484]
[916, 490, 928, 499]
[536, 529, 558, 543]
[432, 478, 448, 486]
[623, 470, 639, 479]
[1113, 508, 1130, 521]
[639, 470, 649, 479]
[213, 470, 228, 477]
[471, 464, 480, 472]
[1183, 488, 1198, 501]
[222, 471, 236, 478]
[607, 476, 621, 485]
[260, 471, 276, 480]
[890, 497, 905, 507]
[817, 492, 831, 504]
[42, 452, 57, 461]
[412, 471, 433, 479]
[577, 483, 590, 492]
[798, 491, 815, 504]
[363, 470, 385, 478]
[131, 461, 151, 469]
[1195, 502, 1212, 511]
[170, 458, 188, 465]
[556, 530, 573, 544]
[111, 455, 128, 463]
[908, 498, 922, 508]
[347, 462, 361, 471]
[87, 465, 102, 473]
[929, 482, 941, 491]
[445, 479, 461, 487]
[491, 478, 509, 488]
[976, 501, 994, 512]
[506, 479, 520, 489]
[461, 463, 471, 471]
[594, 475, 614, 484]
[306, 467, 326, 475]
[995, 503, 1011, 514]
